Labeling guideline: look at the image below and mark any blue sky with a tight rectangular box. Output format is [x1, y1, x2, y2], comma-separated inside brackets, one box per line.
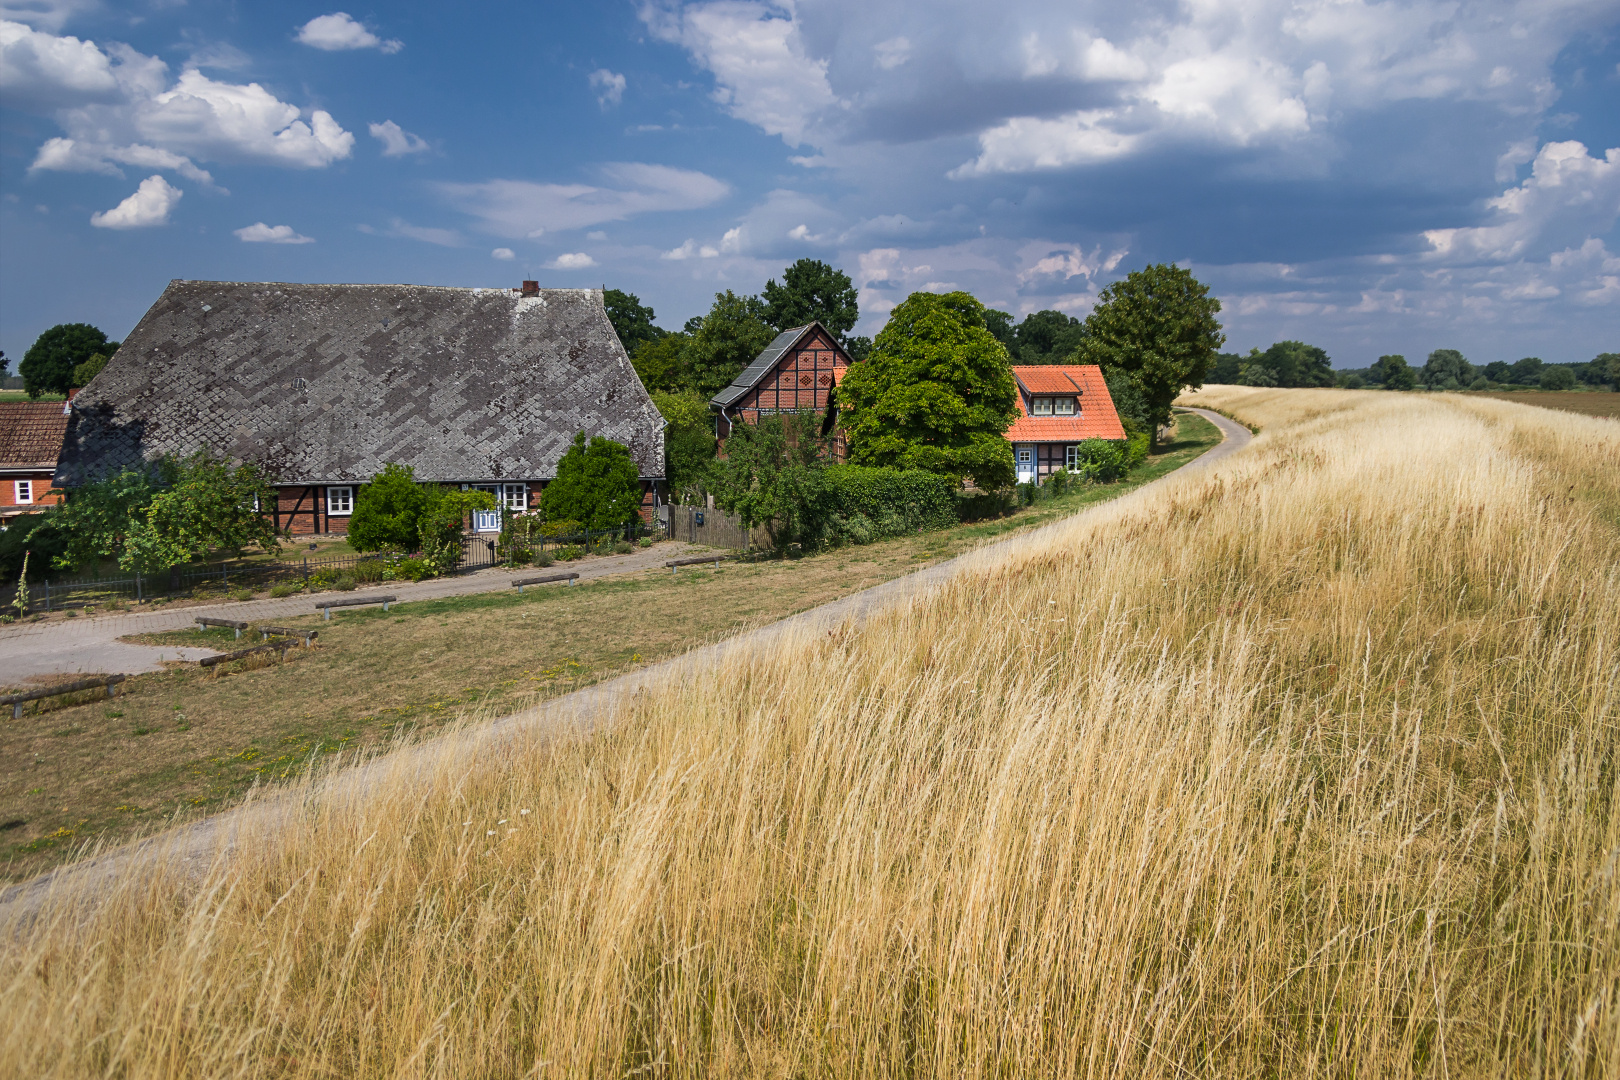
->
[2, 0, 1617, 370]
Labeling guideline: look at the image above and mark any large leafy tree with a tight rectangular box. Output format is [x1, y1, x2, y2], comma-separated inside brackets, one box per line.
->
[650, 389, 716, 499]
[1013, 310, 1087, 364]
[348, 463, 432, 552]
[759, 259, 858, 339]
[1369, 354, 1416, 390]
[686, 290, 777, 397]
[50, 453, 279, 573]
[1242, 341, 1334, 387]
[603, 289, 666, 355]
[540, 432, 643, 528]
[631, 333, 693, 393]
[837, 290, 1018, 490]
[21, 323, 118, 397]
[1075, 264, 1224, 436]
[709, 412, 827, 549]
[1422, 348, 1473, 389]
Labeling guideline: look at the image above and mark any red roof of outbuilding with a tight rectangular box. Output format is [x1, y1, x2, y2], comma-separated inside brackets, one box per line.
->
[0, 401, 70, 470]
[1005, 365, 1126, 442]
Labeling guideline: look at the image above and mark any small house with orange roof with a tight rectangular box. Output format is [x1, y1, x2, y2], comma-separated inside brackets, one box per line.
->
[0, 399, 71, 521]
[1006, 365, 1126, 485]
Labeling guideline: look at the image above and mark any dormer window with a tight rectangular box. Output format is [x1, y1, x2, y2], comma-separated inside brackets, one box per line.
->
[1031, 396, 1076, 416]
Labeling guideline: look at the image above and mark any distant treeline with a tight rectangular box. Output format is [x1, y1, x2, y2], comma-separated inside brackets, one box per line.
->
[1211, 344, 1618, 392]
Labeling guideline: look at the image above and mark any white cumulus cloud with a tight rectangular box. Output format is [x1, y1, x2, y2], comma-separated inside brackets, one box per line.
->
[369, 119, 429, 156]
[296, 13, 402, 54]
[1424, 141, 1620, 263]
[549, 252, 597, 269]
[234, 222, 314, 244]
[491, 247, 515, 260]
[589, 68, 625, 108]
[90, 174, 180, 229]
[440, 163, 730, 238]
[0, 18, 116, 107]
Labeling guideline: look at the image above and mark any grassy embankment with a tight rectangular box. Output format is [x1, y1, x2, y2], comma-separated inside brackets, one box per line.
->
[0, 415, 1221, 881]
[4, 392, 1612, 1077]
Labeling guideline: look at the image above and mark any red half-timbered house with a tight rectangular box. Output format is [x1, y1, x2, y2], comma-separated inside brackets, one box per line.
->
[710, 322, 853, 452]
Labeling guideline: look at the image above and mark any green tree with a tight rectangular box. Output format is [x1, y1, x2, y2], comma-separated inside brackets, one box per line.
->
[982, 309, 1016, 350]
[1013, 309, 1087, 364]
[1369, 354, 1416, 390]
[348, 463, 432, 552]
[845, 336, 872, 362]
[686, 290, 777, 397]
[759, 259, 859, 338]
[603, 289, 666, 355]
[631, 333, 693, 393]
[709, 412, 827, 549]
[837, 290, 1018, 490]
[119, 455, 281, 573]
[21, 323, 118, 397]
[49, 462, 172, 570]
[540, 432, 643, 529]
[1539, 365, 1577, 390]
[1422, 348, 1473, 389]
[1074, 264, 1224, 436]
[1243, 341, 1334, 387]
[1591, 352, 1619, 387]
[72, 352, 109, 387]
[1209, 351, 1244, 383]
[651, 389, 717, 499]
[1508, 356, 1544, 385]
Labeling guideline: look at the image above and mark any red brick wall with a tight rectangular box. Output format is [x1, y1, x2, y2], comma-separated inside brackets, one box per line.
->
[0, 471, 64, 512]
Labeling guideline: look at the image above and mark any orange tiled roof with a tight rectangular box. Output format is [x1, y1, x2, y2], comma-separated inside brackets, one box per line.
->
[0, 401, 69, 470]
[1005, 365, 1126, 442]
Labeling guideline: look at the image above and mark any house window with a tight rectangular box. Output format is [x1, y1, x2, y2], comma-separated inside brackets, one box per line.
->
[1032, 397, 1053, 416]
[1065, 445, 1080, 469]
[501, 483, 527, 511]
[326, 486, 353, 516]
[14, 480, 33, 504]
[1053, 397, 1076, 416]
[1017, 448, 1033, 465]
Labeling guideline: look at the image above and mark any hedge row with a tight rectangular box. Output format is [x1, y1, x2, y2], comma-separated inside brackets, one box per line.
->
[809, 465, 957, 545]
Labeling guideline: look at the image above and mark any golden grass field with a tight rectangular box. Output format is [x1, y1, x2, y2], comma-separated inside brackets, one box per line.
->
[2, 389, 1616, 1077]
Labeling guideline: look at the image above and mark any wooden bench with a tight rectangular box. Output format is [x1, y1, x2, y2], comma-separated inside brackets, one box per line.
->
[511, 572, 579, 593]
[2, 675, 126, 719]
[199, 639, 296, 668]
[664, 553, 735, 574]
[196, 616, 251, 640]
[314, 595, 397, 620]
[257, 625, 319, 647]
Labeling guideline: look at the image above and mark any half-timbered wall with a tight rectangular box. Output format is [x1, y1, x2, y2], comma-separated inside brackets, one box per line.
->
[720, 328, 846, 438]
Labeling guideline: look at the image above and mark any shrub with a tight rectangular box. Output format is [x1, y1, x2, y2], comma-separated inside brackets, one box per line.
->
[396, 558, 433, 582]
[809, 465, 957, 545]
[556, 545, 583, 561]
[534, 551, 555, 568]
[229, 586, 254, 602]
[539, 432, 643, 529]
[333, 576, 358, 591]
[639, 537, 653, 548]
[348, 464, 430, 552]
[308, 568, 340, 589]
[1070, 439, 1130, 483]
[508, 547, 534, 566]
[613, 540, 635, 555]
[538, 520, 583, 538]
[352, 559, 388, 583]
[269, 583, 299, 598]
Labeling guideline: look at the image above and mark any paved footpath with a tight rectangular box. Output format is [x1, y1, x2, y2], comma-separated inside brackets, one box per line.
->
[0, 541, 706, 683]
[0, 409, 1249, 915]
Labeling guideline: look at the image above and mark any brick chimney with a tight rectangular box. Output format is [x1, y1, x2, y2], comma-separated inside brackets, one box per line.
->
[519, 280, 539, 297]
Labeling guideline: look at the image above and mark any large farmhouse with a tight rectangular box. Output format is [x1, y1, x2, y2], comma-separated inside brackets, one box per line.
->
[1007, 365, 1126, 484]
[57, 281, 666, 534]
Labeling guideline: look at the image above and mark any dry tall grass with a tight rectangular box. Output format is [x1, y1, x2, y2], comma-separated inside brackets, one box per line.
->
[3, 389, 1616, 1077]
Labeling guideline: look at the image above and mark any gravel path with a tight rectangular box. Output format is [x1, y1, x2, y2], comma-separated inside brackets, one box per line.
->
[0, 541, 708, 682]
[0, 409, 1249, 916]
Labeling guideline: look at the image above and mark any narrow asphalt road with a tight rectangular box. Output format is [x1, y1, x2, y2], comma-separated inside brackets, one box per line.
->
[0, 409, 1250, 918]
[0, 541, 708, 682]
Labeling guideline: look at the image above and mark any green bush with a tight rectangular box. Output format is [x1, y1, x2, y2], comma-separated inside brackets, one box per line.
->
[809, 465, 957, 545]
[556, 545, 583, 561]
[229, 586, 254, 602]
[352, 559, 388, 583]
[956, 490, 1015, 521]
[534, 551, 555, 568]
[269, 583, 299, 598]
[538, 519, 583, 538]
[613, 540, 635, 555]
[508, 547, 534, 566]
[1070, 439, 1130, 483]
[308, 568, 340, 589]
[396, 558, 433, 582]
[539, 432, 643, 529]
[348, 464, 430, 552]
[639, 537, 653, 548]
[333, 575, 358, 591]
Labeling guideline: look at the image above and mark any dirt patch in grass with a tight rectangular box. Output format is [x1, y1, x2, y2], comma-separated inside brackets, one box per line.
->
[1474, 390, 1620, 418]
[0, 415, 1222, 882]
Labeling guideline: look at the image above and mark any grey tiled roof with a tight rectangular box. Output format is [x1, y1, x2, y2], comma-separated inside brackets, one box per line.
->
[711, 324, 816, 408]
[58, 281, 664, 485]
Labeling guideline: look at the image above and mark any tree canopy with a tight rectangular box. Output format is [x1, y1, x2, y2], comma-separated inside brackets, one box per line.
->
[709, 412, 827, 548]
[1240, 341, 1334, 388]
[348, 463, 432, 552]
[759, 259, 858, 339]
[21, 323, 118, 397]
[651, 389, 716, 499]
[1013, 310, 1088, 365]
[1075, 264, 1224, 433]
[837, 290, 1018, 490]
[1369, 354, 1417, 390]
[1422, 349, 1473, 389]
[685, 290, 778, 397]
[539, 432, 643, 528]
[631, 333, 693, 394]
[603, 289, 666, 355]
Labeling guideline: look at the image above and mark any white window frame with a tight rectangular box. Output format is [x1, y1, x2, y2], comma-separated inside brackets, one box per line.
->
[1065, 445, 1080, 469]
[1053, 397, 1076, 416]
[326, 485, 353, 516]
[14, 479, 33, 504]
[501, 483, 527, 511]
[1031, 397, 1053, 416]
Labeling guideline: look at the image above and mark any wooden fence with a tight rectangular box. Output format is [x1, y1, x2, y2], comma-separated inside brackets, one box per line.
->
[664, 504, 769, 550]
